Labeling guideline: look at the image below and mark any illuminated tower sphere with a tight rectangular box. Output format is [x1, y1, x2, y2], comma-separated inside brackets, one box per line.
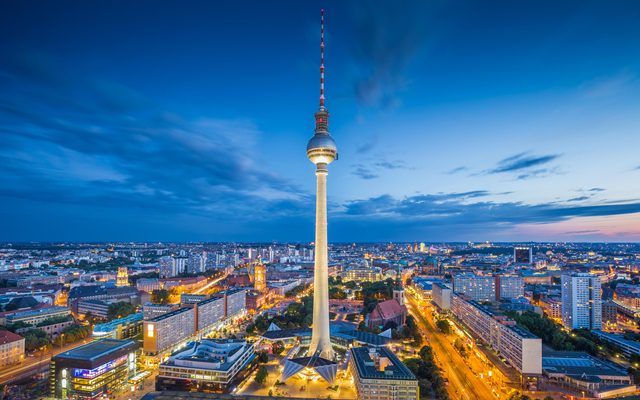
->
[116, 267, 129, 287]
[254, 262, 266, 292]
[307, 9, 337, 361]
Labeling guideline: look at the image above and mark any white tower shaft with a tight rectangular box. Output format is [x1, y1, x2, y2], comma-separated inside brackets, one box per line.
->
[308, 166, 333, 359]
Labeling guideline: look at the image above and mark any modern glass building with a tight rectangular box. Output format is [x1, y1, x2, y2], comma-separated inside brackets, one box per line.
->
[50, 339, 138, 399]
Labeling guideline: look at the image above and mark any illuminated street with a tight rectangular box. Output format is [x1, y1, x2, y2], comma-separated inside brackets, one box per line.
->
[406, 290, 500, 400]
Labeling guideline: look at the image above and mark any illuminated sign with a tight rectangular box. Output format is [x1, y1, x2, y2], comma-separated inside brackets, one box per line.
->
[72, 354, 128, 379]
[147, 324, 154, 338]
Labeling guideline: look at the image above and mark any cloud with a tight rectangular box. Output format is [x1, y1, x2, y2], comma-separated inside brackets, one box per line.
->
[349, 1, 430, 108]
[351, 158, 411, 179]
[0, 52, 311, 223]
[341, 192, 640, 231]
[589, 187, 606, 192]
[490, 152, 561, 174]
[352, 165, 379, 180]
[447, 166, 468, 175]
[566, 196, 590, 202]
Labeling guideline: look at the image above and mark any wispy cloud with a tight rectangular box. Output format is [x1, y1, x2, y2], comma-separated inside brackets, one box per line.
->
[341, 192, 640, 231]
[352, 165, 379, 180]
[351, 158, 411, 180]
[447, 166, 468, 175]
[490, 152, 561, 174]
[349, 1, 432, 109]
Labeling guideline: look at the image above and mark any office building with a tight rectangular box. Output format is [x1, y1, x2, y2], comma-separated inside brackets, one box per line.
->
[78, 299, 111, 319]
[497, 275, 525, 300]
[514, 247, 533, 264]
[50, 339, 138, 400]
[0, 331, 24, 367]
[143, 307, 196, 356]
[6, 306, 70, 326]
[451, 294, 542, 375]
[196, 295, 225, 332]
[93, 313, 143, 340]
[344, 265, 383, 283]
[221, 288, 246, 318]
[156, 339, 256, 392]
[453, 274, 496, 302]
[143, 303, 179, 320]
[432, 282, 452, 311]
[561, 273, 602, 330]
[137, 278, 161, 293]
[349, 346, 419, 400]
[180, 293, 208, 305]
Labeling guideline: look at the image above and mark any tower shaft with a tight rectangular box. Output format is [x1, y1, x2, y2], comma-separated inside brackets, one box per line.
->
[308, 166, 333, 359]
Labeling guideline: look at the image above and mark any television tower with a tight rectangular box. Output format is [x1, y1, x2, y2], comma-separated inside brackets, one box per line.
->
[307, 9, 337, 360]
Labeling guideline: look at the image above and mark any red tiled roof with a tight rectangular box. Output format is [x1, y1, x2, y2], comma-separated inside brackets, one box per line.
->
[0, 330, 24, 345]
[375, 299, 405, 319]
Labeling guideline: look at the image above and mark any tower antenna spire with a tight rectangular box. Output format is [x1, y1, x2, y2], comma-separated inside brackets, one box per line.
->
[319, 9, 325, 109]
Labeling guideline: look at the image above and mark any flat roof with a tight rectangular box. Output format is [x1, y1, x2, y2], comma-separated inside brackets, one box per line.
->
[148, 307, 192, 322]
[55, 339, 136, 362]
[7, 306, 69, 319]
[542, 351, 628, 380]
[350, 346, 416, 381]
[93, 312, 143, 332]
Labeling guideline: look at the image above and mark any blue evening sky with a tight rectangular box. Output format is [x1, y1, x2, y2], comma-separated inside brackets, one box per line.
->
[1, 0, 640, 242]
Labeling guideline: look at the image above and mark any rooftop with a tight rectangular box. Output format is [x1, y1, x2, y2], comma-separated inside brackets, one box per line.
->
[0, 330, 24, 345]
[542, 351, 628, 381]
[55, 338, 136, 361]
[350, 346, 416, 381]
[148, 307, 193, 322]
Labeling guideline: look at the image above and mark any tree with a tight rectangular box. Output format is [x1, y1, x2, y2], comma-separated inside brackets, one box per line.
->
[255, 366, 268, 385]
[257, 351, 269, 363]
[272, 341, 285, 355]
[436, 319, 451, 334]
[107, 301, 136, 321]
[151, 289, 170, 304]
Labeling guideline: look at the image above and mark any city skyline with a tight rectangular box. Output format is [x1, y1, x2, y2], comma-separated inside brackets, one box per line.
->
[2, 1, 640, 242]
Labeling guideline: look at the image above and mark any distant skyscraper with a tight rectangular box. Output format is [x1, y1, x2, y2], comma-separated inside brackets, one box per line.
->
[306, 8, 337, 360]
[159, 256, 176, 278]
[561, 273, 602, 330]
[514, 246, 533, 264]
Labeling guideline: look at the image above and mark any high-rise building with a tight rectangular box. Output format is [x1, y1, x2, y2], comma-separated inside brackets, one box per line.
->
[561, 273, 602, 330]
[453, 273, 496, 302]
[174, 257, 187, 274]
[159, 256, 176, 278]
[306, 8, 337, 361]
[496, 275, 524, 300]
[116, 266, 129, 287]
[514, 246, 533, 264]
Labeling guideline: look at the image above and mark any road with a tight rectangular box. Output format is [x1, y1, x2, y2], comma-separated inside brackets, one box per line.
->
[194, 273, 228, 294]
[406, 291, 497, 400]
[0, 340, 92, 385]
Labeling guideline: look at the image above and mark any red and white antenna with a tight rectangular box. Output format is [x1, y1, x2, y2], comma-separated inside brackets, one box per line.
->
[319, 9, 325, 109]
